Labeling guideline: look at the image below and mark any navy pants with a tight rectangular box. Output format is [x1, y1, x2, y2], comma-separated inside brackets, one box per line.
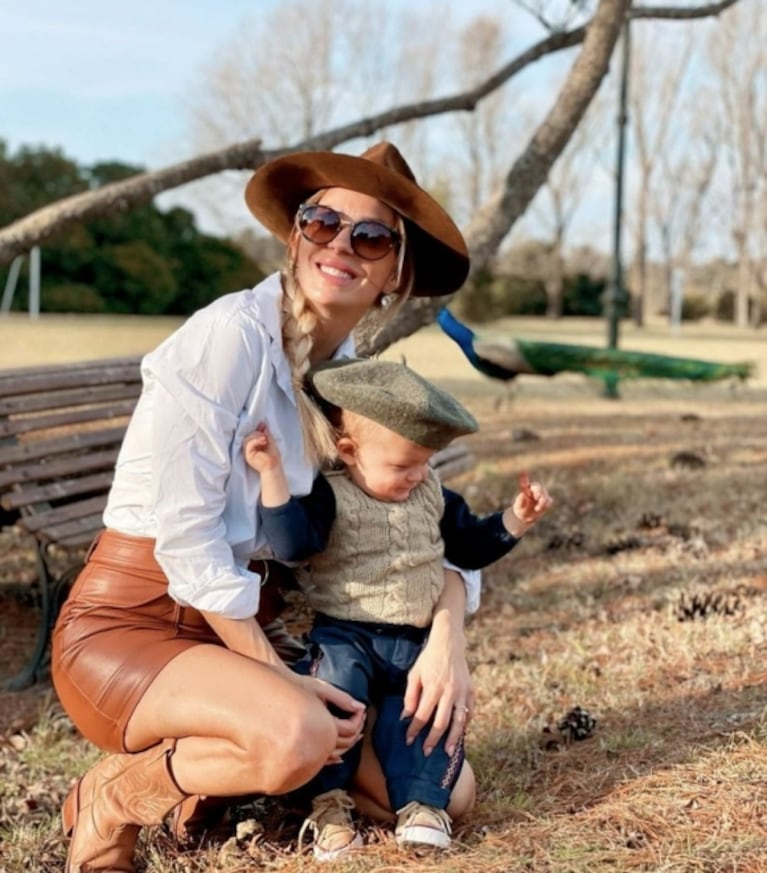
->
[294, 613, 465, 812]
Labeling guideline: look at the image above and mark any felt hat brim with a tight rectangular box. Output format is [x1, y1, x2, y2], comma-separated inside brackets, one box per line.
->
[244, 142, 469, 297]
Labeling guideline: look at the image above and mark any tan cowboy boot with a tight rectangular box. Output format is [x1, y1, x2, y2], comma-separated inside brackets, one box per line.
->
[62, 739, 186, 873]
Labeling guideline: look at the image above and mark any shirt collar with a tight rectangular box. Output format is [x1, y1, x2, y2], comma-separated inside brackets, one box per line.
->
[258, 272, 358, 398]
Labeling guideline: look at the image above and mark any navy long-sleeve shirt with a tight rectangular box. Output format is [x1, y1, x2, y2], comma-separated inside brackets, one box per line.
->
[258, 473, 519, 571]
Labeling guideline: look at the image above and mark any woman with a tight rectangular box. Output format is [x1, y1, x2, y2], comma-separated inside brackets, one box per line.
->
[51, 141, 477, 871]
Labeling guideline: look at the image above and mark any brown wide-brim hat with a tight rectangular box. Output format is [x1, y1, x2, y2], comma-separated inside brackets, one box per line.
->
[244, 141, 469, 297]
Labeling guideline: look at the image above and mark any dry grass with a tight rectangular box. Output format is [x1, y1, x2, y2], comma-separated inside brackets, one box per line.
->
[1, 315, 767, 871]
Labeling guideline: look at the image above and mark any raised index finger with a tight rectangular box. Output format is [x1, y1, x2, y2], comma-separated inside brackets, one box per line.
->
[519, 470, 534, 501]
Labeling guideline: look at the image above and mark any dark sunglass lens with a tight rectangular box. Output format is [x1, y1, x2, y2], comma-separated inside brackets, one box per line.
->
[300, 206, 341, 244]
[351, 222, 395, 260]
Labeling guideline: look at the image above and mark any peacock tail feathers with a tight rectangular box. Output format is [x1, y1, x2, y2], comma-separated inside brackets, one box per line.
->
[512, 339, 754, 382]
[438, 308, 755, 384]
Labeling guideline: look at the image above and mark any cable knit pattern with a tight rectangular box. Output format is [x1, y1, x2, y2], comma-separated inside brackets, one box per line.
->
[302, 469, 445, 626]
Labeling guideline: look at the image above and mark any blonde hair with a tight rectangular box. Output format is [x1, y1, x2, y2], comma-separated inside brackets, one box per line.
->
[280, 192, 415, 466]
[280, 266, 338, 466]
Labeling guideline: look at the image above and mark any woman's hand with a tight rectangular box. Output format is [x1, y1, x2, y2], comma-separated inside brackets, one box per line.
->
[402, 569, 474, 758]
[296, 674, 367, 764]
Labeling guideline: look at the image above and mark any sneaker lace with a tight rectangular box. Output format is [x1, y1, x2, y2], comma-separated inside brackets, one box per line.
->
[397, 801, 451, 831]
[297, 789, 356, 852]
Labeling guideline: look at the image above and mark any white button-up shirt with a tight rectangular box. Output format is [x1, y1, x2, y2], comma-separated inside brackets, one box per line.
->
[104, 272, 479, 618]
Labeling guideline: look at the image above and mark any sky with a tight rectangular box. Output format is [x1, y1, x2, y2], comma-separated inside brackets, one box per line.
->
[2, 3, 542, 170]
[2, 0, 555, 237]
[1, 0, 273, 170]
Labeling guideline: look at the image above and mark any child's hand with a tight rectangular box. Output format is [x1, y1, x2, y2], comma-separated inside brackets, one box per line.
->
[243, 423, 282, 473]
[504, 471, 553, 537]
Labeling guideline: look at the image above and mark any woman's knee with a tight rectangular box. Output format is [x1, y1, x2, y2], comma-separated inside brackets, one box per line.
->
[241, 697, 336, 794]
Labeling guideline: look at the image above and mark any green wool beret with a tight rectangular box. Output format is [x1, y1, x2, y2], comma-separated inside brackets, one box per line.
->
[308, 358, 478, 450]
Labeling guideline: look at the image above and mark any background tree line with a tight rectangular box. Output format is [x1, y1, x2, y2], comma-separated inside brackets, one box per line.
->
[0, 135, 751, 326]
[0, 141, 261, 315]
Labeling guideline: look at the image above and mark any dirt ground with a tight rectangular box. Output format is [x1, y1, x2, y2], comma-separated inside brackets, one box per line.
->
[0, 604, 56, 735]
[0, 526, 68, 738]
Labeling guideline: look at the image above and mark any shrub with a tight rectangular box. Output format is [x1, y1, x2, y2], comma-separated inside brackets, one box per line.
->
[714, 289, 765, 325]
[562, 273, 619, 317]
[715, 289, 736, 321]
[496, 275, 547, 316]
[41, 284, 106, 313]
[457, 269, 504, 323]
[680, 293, 710, 322]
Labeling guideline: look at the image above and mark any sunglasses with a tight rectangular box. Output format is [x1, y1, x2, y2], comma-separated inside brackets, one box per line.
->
[296, 203, 402, 261]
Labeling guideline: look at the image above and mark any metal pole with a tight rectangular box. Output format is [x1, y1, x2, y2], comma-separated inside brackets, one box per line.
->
[29, 246, 41, 319]
[603, 14, 631, 397]
[1, 255, 23, 314]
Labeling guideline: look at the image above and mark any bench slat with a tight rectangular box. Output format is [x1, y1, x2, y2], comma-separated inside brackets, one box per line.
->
[0, 425, 127, 466]
[17, 495, 108, 534]
[0, 358, 142, 399]
[434, 456, 476, 481]
[431, 443, 475, 481]
[0, 383, 141, 416]
[0, 355, 142, 380]
[0, 448, 119, 489]
[31, 512, 106, 546]
[1, 471, 116, 511]
[0, 399, 137, 438]
[55, 529, 100, 549]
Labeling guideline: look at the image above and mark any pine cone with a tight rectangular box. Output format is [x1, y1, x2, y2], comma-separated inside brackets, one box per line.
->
[545, 530, 585, 551]
[556, 706, 597, 742]
[604, 535, 644, 555]
[675, 590, 743, 622]
[671, 450, 706, 470]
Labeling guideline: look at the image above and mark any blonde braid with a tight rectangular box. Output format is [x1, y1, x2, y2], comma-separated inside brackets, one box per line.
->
[280, 265, 338, 466]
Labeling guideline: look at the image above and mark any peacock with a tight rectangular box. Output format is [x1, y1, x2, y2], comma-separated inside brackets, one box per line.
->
[437, 307, 754, 390]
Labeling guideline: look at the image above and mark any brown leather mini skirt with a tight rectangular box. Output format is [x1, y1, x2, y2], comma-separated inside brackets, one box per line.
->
[51, 529, 295, 754]
[51, 530, 223, 753]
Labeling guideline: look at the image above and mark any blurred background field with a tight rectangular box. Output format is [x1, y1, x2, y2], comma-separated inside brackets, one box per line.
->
[1, 313, 764, 394]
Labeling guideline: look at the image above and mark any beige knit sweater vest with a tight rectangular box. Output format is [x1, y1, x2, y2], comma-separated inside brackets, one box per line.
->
[301, 469, 445, 627]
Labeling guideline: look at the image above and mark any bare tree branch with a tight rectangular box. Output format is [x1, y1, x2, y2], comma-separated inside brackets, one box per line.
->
[633, 0, 738, 20]
[0, 0, 740, 265]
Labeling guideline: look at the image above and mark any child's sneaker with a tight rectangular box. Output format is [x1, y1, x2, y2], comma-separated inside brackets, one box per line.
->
[298, 789, 362, 861]
[395, 801, 452, 849]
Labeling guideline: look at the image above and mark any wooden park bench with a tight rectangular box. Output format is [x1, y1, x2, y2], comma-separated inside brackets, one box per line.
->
[0, 355, 143, 689]
[0, 355, 475, 690]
